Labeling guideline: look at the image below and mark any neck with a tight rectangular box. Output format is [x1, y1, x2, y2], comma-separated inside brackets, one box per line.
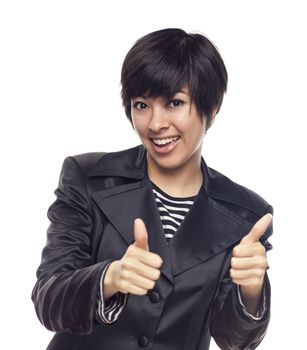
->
[146, 152, 204, 197]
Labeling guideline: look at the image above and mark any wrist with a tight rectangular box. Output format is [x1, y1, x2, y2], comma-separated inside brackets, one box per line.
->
[239, 280, 264, 315]
[103, 261, 120, 301]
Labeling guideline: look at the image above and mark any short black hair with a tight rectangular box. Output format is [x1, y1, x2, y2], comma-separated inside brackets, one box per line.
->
[120, 28, 228, 128]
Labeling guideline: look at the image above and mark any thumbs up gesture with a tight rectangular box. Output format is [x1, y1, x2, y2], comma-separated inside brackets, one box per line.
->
[103, 218, 163, 299]
[231, 213, 272, 287]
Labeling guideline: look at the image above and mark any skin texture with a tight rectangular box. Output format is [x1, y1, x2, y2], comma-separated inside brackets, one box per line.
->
[103, 87, 272, 316]
[104, 219, 163, 299]
[130, 86, 209, 197]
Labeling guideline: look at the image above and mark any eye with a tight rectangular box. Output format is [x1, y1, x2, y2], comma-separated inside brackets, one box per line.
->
[133, 101, 147, 110]
[169, 99, 184, 108]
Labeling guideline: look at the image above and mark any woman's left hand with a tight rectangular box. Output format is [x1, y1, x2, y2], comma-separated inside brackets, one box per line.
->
[230, 213, 272, 313]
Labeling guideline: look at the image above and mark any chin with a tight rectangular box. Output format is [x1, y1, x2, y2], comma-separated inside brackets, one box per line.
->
[152, 156, 187, 171]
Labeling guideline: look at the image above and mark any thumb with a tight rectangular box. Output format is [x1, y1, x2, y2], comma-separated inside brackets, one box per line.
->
[133, 218, 149, 251]
[240, 213, 273, 244]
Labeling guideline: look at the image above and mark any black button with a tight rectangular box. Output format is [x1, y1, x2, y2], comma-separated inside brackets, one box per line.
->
[149, 291, 160, 303]
[138, 335, 149, 347]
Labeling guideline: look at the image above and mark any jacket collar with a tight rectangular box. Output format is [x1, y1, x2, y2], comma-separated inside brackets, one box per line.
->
[88, 144, 259, 215]
[88, 144, 147, 180]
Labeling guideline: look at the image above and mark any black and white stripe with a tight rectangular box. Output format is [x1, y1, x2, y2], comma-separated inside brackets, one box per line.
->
[96, 261, 128, 324]
[151, 182, 195, 243]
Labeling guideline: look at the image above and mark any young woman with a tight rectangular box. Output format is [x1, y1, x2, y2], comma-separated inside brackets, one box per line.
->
[32, 28, 273, 350]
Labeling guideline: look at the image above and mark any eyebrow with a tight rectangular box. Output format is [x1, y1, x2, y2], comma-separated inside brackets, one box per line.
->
[134, 90, 189, 99]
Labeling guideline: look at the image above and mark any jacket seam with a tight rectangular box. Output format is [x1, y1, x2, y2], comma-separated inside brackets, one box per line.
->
[68, 156, 98, 264]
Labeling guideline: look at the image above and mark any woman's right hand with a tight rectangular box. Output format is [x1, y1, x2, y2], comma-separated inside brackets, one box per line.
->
[103, 218, 163, 300]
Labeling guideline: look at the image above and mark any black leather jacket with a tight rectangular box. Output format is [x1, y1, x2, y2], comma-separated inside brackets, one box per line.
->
[32, 144, 273, 350]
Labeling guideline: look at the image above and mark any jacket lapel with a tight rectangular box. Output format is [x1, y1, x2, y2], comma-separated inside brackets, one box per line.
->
[168, 185, 254, 276]
[91, 180, 174, 284]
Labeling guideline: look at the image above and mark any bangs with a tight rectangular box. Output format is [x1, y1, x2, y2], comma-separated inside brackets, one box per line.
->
[121, 30, 192, 111]
[124, 50, 190, 101]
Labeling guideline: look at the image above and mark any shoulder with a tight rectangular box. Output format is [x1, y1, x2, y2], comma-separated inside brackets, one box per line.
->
[205, 166, 273, 245]
[58, 152, 108, 180]
[208, 166, 273, 216]
[63, 145, 146, 180]
[71, 151, 108, 172]
[204, 163, 273, 230]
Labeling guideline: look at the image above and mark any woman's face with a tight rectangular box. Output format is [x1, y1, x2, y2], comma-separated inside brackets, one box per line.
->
[131, 86, 208, 174]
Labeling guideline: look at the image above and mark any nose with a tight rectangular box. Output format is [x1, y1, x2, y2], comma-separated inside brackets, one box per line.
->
[148, 105, 170, 133]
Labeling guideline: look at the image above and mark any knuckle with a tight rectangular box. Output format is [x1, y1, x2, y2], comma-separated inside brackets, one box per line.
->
[121, 269, 131, 280]
[261, 259, 268, 269]
[155, 269, 161, 279]
[133, 287, 143, 296]
[137, 286, 148, 295]
[256, 243, 266, 254]
[141, 288, 148, 295]
[231, 257, 239, 268]
[119, 280, 129, 293]
[127, 245, 135, 255]
[121, 259, 132, 270]
[254, 269, 262, 278]
[154, 255, 163, 267]
[233, 245, 243, 257]
[255, 256, 267, 269]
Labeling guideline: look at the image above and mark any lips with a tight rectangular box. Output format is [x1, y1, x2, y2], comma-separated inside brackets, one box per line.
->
[150, 136, 180, 154]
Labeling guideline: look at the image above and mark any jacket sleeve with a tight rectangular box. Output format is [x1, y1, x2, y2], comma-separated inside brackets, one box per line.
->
[31, 156, 114, 335]
[236, 284, 267, 320]
[209, 208, 273, 350]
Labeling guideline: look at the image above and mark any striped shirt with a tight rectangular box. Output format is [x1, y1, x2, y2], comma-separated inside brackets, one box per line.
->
[96, 182, 266, 324]
[151, 181, 196, 243]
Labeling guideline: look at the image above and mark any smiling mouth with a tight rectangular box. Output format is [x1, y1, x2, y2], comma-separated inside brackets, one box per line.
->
[151, 136, 180, 147]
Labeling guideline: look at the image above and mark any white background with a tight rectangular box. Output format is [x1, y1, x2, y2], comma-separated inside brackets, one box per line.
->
[1, 1, 306, 349]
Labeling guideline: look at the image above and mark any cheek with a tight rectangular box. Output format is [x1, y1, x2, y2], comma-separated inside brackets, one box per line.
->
[187, 126, 207, 148]
[131, 117, 147, 136]
[182, 120, 206, 139]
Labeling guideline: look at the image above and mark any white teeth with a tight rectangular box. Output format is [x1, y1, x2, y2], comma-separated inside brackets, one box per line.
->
[152, 136, 179, 146]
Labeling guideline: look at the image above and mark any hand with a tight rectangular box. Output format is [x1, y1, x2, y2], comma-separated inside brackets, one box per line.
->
[104, 218, 163, 298]
[230, 213, 272, 313]
[231, 213, 272, 287]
